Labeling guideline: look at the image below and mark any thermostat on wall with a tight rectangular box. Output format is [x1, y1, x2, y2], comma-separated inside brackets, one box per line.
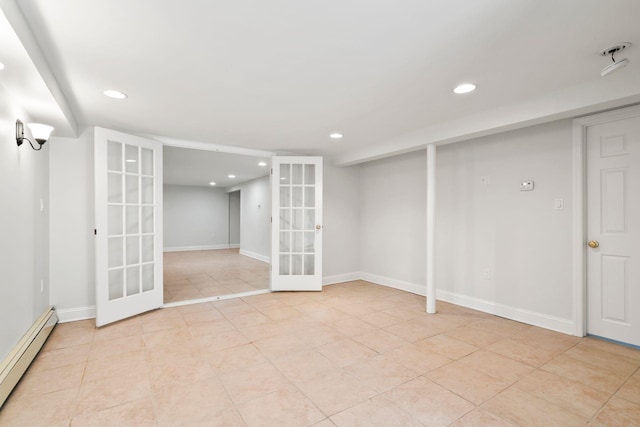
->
[520, 180, 534, 191]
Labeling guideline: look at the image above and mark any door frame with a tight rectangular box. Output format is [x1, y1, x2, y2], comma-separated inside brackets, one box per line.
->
[571, 104, 640, 337]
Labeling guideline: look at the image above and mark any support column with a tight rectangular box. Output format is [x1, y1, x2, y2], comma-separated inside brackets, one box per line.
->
[426, 144, 436, 313]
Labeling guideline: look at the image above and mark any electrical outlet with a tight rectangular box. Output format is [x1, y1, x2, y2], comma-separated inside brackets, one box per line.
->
[520, 180, 534, 191]
[480, 176, 490, 185]
[554, 198, 564, 210]
[483, 268, 492, 280]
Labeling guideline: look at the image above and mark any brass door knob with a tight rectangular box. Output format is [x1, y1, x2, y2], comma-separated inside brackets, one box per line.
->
[588, 240, 600, 248]
[315, 225, 322, 230]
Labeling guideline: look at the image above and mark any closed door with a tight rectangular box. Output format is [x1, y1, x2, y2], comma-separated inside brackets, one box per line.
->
[586, 114, 640, 346]
[95, 127, 164, 326]
[271, 156, 323, 291]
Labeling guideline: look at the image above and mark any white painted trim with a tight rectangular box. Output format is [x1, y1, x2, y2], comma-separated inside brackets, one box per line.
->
[56, 306, 96, 323]
[239, 249, 270, 264]
[571, 104, 640, 338]
[162, 289, 271, 308]
[360, 272, 426, 296]
[229, 243, 240, 249]
[323, 272, 361, 286]
[426, 144, 436, 313]
[164, 244, 234, 252]
[436, 290, 575, 335]
[141, 133, 277, 158]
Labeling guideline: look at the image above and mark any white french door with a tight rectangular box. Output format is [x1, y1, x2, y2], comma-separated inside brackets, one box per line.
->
[271, 157, 323, 291]
[95, 127, 163, 326]
[586, 114, 640, 346]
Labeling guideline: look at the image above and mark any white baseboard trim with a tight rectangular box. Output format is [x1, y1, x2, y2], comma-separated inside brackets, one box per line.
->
[229, 243, 240, 249]
[56, 306, 96, 323]
[436, 289, 575, 335]
[323, 272, 361, 286]
[360, 272, 426, 296]
[239, 249, 270, 264]
[164, 244, 232, 252]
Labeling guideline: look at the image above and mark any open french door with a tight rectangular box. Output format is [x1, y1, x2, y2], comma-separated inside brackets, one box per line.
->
[271, 157, 323, 291]
[94, 127, 163, 326]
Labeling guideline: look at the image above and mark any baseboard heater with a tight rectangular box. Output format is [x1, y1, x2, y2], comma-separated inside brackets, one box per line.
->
[0, 307, 58, 408]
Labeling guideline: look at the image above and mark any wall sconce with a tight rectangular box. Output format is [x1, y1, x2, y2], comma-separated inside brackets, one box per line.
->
[16, 119, 54, 151]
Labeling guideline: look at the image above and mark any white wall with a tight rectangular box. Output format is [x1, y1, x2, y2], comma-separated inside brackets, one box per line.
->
[236, 176, 270, 260]
[357, 119, 574, 332]
[0, 86, 50, 360]
[358, 151, 427, 287]
[436, 119, 573, 323]
[163, 185, 229, 250]
[48, 130, 95, 318]
[323, 162, 361, 281]
[228, 191, 240, 246]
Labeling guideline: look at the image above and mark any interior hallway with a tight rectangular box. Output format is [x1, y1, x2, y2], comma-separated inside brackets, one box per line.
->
[1, 281, 639, 426]
[163, 249, 269, 303]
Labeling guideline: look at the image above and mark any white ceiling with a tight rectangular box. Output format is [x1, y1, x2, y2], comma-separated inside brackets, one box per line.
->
[4, 0, 640, 164]
[163, 146, 269, 188]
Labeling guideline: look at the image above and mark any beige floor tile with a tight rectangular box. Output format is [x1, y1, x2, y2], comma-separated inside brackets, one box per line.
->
[482, 387, 588, 427]
[359, 311, 403, 328]
[225, 310, 271, 328]
[384, 343, 451, 374]
[70, 398, 156, 427]
[317, 338, 377, 367]
[0, 388, 77, 427]
[254, 333, 309, 359]
[297, 324, 347, 348]
[449, 408, 515, 427]
[83, 350, 148, 383]
[305, 307, 352, 323]
[352, 329, 408, 353]
[209, 343, 268, 373]
[428, 361, 510, 405]
[297, 370, 377, 416]
[344, 354, 419, 392]
[417, 334, 477, 360]
[312, 419, 337, 427]
[331, 318, 377, 337]
[28, 343, 90, 372]
[514, 369, 610, 418]
[469, 317, 530, 337]
[383, 318, 445, 342]
[509, 326, 580, 353]
[141, 311, 187, 334]
[93, 318, 143, 342]
[330, 395, 423, 427]
[260, 305, 303, 320]
[154, 376, 233, 426]
[564, 343, 640, 376]
[75, 369, 152, 415]
[443, 326, 505, 348]
[271, 349, 338, 383]
[42, 325, 94, 351]
[383, 376, 474, 425]
[187, 407, 247, 427]
[188, 318, 236, 337]
[88, 334, 145, 360]
[12, 362, 85, 397]
[149, 356, 216, 394]
[143, 327, 193, 350]
[590, 396, 640, 427]
[459, 349, 534, 384]
[195, 329, 250, 354]
[237, 385, 325, 427]
[542, 353, 629, 393]
[579, 337, 640, 361]
[488, 338, 557, 367]
[181, 308, 225, 325]
[617, 375, 640, 404]
[219, 361, 291, 404]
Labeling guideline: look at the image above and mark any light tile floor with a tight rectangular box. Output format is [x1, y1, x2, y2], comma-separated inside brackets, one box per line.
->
[163, 249, 269, 303]
[2, 281, 640, 426]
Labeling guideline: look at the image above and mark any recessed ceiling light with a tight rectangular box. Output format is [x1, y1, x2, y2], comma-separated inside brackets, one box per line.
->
[125, 159, 137, 163]
[258, 161, 267, 167]
[0, 62, 5, 71]
[453, 83, 476, 94]
[209, 182, 216, 186]
[329, 133, 343, 139]
[280, 177, 286, 180]
[228, 174, 236, 178]
[103, 89, 128, 99]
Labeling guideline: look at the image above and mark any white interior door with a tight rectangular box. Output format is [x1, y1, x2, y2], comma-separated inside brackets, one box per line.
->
[586, 114, 640, 346]
[95, 127, 163, 326]
[271, 156, 323, 291]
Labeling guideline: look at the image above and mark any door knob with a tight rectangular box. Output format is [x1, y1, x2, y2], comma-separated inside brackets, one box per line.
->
[588, 240, 599, 248]
[315, 225, 322, 230]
